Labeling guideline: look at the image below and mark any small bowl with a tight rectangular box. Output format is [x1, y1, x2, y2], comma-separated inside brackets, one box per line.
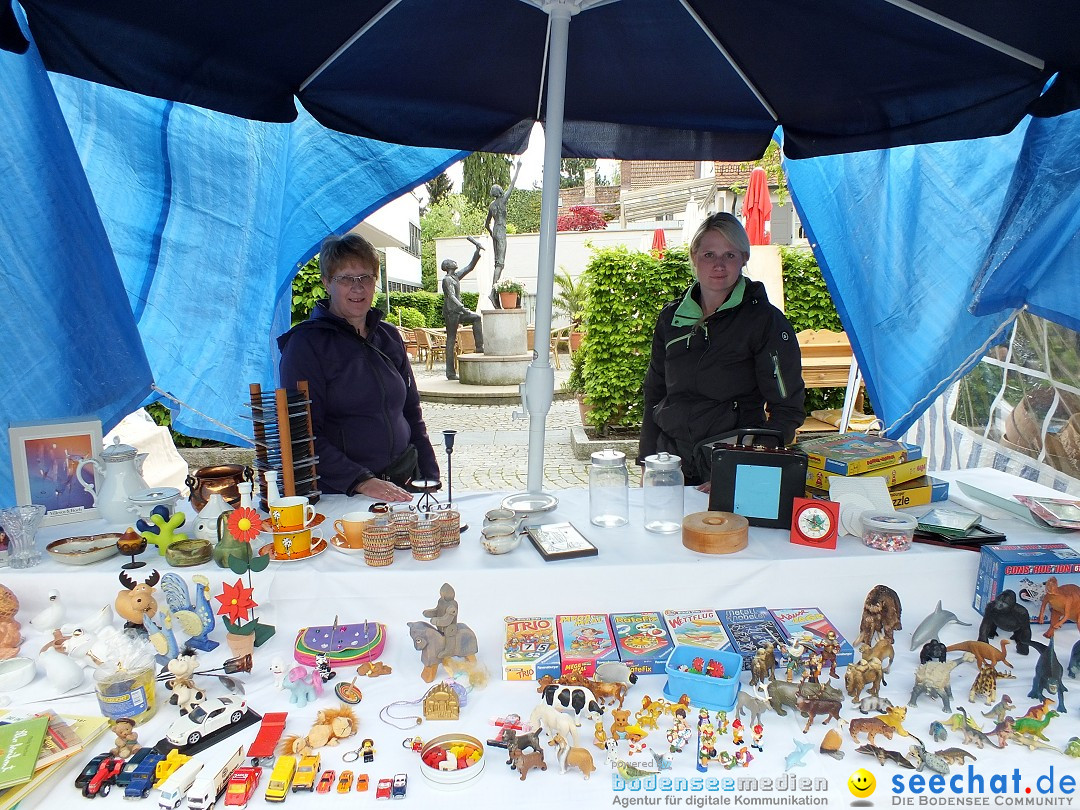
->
[0, 658, 35, 692]
[418, 734, 486, 790]
[861, 511, 918, 552]
[165, 538, 212, 567]
[483, 508, 517, 525]
[46, 534, 122, 565]
[480, 523, 521, 555]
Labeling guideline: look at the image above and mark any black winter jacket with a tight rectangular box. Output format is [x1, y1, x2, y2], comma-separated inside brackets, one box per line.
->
[278, 302, 438, 495]
[639, 277, 805, 482]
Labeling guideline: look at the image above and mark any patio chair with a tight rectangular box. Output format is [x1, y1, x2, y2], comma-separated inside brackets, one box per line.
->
[412, 328, 430, 364]
[549, 327, 571, 370]
[421, 328, 447, 372]
[396, 325, 419, 361]
[453, 327, 475, 373]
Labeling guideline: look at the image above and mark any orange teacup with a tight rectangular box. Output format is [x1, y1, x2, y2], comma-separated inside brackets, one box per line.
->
[333, 512, 371, 549]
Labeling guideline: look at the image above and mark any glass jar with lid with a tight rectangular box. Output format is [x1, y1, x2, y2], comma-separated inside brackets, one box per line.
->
[642, 452, 684, 533]
[589, 449, 629, 528]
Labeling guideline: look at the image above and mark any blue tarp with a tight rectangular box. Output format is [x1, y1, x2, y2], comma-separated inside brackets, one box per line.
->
[0, 33, 463, 504]
[784, 109, 1080, 439]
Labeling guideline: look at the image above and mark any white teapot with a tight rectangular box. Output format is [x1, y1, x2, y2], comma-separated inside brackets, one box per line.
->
[76, 437, 150, 525]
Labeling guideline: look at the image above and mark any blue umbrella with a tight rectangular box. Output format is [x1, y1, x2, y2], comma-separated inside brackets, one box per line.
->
[5, 0, 1077, 494]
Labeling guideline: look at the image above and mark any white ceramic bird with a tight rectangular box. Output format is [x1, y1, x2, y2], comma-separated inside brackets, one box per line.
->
[39, 647, 83, 693]
[29, 590, 65, 632]
[61, 604, 114, 637]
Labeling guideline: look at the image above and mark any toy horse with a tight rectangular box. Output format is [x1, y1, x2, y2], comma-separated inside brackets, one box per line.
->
[407, 620, 479, 682]
[284, 665, 323, 708]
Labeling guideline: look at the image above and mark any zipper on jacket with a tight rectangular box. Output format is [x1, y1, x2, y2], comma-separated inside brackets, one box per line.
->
[770, 350, 789, 399]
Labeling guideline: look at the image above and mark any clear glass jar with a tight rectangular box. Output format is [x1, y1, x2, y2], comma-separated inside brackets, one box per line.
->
[642, 452, 684, 533]
[589, 449, 629, 528]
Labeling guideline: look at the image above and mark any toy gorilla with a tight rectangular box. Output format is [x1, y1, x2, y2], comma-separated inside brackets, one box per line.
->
[978, 589, 1032, 655]
[919, 639, 947, 664]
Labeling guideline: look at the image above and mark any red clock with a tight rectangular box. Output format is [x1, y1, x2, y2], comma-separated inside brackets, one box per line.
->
[790, 497, 840, 549]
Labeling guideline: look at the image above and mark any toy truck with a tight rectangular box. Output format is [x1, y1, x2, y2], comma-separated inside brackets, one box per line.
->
[125, 751, 166, 799]
[245, 712, 287, 765]
[158, 757, 204, 810]
[223, 766, 262, 808]
[264, 755, 297, 803]
[292, 753, 321, 792]
[187, 744, 244, 810]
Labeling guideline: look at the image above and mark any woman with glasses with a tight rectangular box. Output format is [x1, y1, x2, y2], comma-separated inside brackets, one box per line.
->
[278, 233, 438, 502]
[638, 212, 805, 487]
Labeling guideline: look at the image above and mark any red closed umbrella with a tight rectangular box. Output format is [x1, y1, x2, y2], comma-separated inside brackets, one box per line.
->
[744, 167, 772, 245]
[651, 228, 667, 258]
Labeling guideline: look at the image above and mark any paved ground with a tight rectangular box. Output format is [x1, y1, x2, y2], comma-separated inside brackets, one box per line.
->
[412, 360, 593, 491]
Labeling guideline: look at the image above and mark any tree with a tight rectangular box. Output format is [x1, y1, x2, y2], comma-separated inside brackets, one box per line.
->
[462, 152, 511, 209]
[560, 158, 597, 188]
[507, 188, 542, 234]
[425, 172, 452, 209]
[419, 194, 487, 290]
[557, 205, 607, 232]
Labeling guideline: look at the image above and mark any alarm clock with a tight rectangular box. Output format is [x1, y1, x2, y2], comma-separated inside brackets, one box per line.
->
[790, 497, 840, 549]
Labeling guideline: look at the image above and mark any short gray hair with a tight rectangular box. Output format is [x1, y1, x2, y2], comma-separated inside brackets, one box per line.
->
[319, 232, 379, 282]
[689, 212, 750, 259]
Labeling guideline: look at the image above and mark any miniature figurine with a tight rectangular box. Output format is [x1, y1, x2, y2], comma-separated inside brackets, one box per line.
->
[542, 682, 604, 724]
[857, 695, 895, 715]
[29, 590, 64, 632]
[731, 718, 744, 745]
[164, 649, 206, 714]
[279, 705, 357, 756]
[920, 639, 948, 664]
[593, 721, 609, 750]
[1036, 576, 1080, 637]
[715, 711, 728, 735]
[784, 739, 814, 771]
[819, 728, 843, 760]
[779, 637, 810, 682]
[908, 741, 950, 775]
[859, 636, 895, 673]
[804, 651, 823, 683]
[1028, 639, 1068, 713]
[981, 695, 1016, 723]
[159, 573, 218, 652]
[355, 660, 392, 677]
[507, 745, 546, 781]
[284, 665, 323, 707]
[856, 743, 916, 769]
[968, 662, 1011, 706]
[929, 721, 948, 742]
[269, 657, 287, 690]
[734, 747, 753, 767]
[946, 639, 1013, 672]
[876, 705, 914, 738]
[934, 747, 977, 766]
[408, 583, 480, 683]
[530, 703, 580, 749]
[110, 718, 141, 758]
[609, 708, 631, 740]
[666, 716, 692, 753]
[795, 692, 842, 734]
[854, 585, 903, 647]
[845, 656, 885, 703]
[697, 722, 718, 772]
[909, 601, 972, 651]
[360, 738, 375, 763]
[750, 723, 764, 752]
[749, 641, 776, 691]
[908, 655, 970, 713]
[816, 632, 841, 680]
[849, 716, 898, 745]
[114, 570, 160, 628]
[978, 589, 1032, 655]
[595, 661, 639, 687]
[736, 691, 769, 727]
[1069, 639, 1080, 678]
[501, 726, 542, 762]
[315, 652, 336, 683]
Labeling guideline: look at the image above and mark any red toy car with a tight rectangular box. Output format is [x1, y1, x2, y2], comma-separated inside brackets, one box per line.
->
[375, 777, 393, 800]
[316, 770, 336, 793]
[223, 765, 263, 808]
[84, 756, 125, 798]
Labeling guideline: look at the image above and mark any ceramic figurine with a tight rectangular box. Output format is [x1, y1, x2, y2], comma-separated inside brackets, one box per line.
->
[0, 584, 23, 660]
[908, 655, 970, 713]
[279, 705, 357, 756]
[29, 590, 64, 632]
[39, 646, 83, 692]
[269, 657, 287, 690]
[137, 506, 188, 555]
[407, 583, 479, 683]
[110, 717, 141, 758]
[164, 649, 206, 714]
[114, 570, 159, 627]
[909, 601, 972, 651]
[193, 493, 231, 543]
[853, 585, 903, 648]
[159, 573, 218, 652]
[978, 590, 1032, 655]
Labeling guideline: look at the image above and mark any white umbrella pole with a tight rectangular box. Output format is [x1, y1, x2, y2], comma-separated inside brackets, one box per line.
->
[523, 4, 574, 494]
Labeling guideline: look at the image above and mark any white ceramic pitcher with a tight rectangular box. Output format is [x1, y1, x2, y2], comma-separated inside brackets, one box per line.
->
[76, 436, 150, 524]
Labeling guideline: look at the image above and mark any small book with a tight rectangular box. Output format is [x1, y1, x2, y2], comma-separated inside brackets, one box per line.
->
[0, 715, 50, 789]
[524, 522, 598, 561]
[768, 606, 855, 667]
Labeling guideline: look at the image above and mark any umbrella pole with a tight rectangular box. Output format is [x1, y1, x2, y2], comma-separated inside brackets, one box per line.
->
[523, 3, 575, 495]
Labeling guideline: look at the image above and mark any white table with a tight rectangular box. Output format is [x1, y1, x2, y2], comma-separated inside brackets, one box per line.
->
[6, 488, 1077, 808]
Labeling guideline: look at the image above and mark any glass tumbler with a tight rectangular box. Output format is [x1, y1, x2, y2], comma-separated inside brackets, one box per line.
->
[390, 504, 417, 550]
[589, 449, 629, 528]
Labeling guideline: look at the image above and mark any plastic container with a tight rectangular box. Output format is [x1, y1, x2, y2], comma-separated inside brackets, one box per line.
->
[861, 511, 918, 552]
[643, 452, 684, 533]
[589, 449, 629, 528]
[415, 734, 485, 790]
[94, 663, 157, 725]
[662, 645, 742, 712]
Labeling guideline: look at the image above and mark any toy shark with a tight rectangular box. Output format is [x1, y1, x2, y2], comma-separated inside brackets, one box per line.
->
[784, 739, 815, 771]
[910, 601, 971, 650]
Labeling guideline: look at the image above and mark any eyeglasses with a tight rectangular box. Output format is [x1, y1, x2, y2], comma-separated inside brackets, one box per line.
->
[332, 273, 377, 289]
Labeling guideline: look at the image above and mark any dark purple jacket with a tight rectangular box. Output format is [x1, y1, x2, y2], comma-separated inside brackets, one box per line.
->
[278, 302, 438, 495]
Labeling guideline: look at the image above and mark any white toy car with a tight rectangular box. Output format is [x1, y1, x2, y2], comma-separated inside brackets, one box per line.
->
[166, 696, 247, 746]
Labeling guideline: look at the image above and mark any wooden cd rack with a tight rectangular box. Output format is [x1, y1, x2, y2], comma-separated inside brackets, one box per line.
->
[249, 381, 319, 506]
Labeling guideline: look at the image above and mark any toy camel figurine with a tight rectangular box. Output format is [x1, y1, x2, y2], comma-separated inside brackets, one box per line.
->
[408, 583, 478, 682]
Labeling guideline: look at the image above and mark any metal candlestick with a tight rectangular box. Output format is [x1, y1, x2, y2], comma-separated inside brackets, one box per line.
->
[442, 430, 457, 507]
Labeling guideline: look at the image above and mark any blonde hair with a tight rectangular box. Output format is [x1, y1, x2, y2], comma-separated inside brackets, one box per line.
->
[689, 212, 750, 260]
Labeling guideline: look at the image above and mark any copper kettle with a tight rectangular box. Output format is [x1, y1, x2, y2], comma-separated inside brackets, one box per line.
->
[185, 465, 253, 512]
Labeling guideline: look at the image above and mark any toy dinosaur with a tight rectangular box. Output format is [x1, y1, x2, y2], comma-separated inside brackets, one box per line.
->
[909, 656, 969, 713]
[908, 741, 950, 774]
[957, 709, 1007, 750]
[1011, 710, 1059, 742]
[981, 695, 1016, 723]
[946, 639, 1013, 671]
[1028, 639, 1068, 713]
[1036, 576, 1080, 638]
[944, 708, 982, 732]
[934, 746, 977, 766]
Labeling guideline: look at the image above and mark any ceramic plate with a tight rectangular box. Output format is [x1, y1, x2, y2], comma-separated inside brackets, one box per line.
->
[46, 534, 122, 565]
[265, 512, 327, 533]
[257, 537, 327, 563]
[328, 533, 365, 556]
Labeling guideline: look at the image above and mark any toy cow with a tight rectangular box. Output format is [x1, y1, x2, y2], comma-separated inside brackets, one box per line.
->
[541, 683, 604, 725]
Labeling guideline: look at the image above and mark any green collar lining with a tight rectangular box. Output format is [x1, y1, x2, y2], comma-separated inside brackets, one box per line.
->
[670, 276, 745, 327]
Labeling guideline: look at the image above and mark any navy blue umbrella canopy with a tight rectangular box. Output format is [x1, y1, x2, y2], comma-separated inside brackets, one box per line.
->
[4, 0, 1078, 160]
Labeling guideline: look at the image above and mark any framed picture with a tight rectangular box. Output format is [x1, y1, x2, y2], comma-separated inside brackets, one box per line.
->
[8, 419, 103, 526]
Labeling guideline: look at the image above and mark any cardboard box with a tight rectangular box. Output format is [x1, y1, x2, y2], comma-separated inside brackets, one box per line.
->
[769, 607, 855, 667]
[796, 433, 921, 475]
[805, 455, 928, 492]
[662, 609, 731, 650]
[972, 543, 1080, 622]
[888, 475, 949, 509]
[502, 616, 561, 681]
[716, 606, 787, 671]
[609, 611, 675, 676]
[555, 613, 619, 677]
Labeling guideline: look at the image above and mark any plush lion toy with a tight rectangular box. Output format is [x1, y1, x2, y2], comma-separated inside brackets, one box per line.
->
[279, 704, 357, 756]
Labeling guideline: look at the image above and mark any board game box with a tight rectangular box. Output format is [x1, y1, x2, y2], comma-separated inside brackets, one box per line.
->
[972, 543, 1080, 622]
[768, 606, 855, 667]
[796, 433, 921, 476]
[609, 611, 675, 675]
[555, 613, 618, 677]
[662, 608, 731, 651]
[716, 606, 787, 671]
[502, 616, 561, 681]
[805, 455, 928, 492]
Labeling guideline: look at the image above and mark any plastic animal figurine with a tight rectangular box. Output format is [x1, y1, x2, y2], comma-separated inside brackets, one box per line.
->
[114, 570, 160, 627]
[859, 637, 896, 673]
[159, 573, 218, 652]
[269, 657, 287, 690]
[609, 708, 631, 739]
[784, 739, 814, 771]
[508, 745, 546, 780]
[1011, 710, 1059, 743]
[920, 639, 947, 664]
[981, 695, 1015, 723]
[909, 656, 970, 713]
[315, 653, 335, 683]
[502, 726, 542, 761]
[592, 721, 608, 750]
[530, 703, 579, 748]
[1037, 576, 1080, 637]
[876, 706, 913, 737]
[1068, 639, 1080, 679]
[279, 705, 357, 756]
[854, 585, 903, 647]
[549, 733, 595, 779]
[284, 665, 323, 708]
[857, 695, 894, 715]
[929, 721, 948, 742]
[946, 639, 1013, 672]
[1022, 697, 1055, 720]
[856, 744, 915, 769]
[944, 708, 982, 732]
[908, 741, 950, 775]
[1064, 737, 1080, 757]
[595, 661, 639, 686]
[795, 694, 842, 734]
[978, 590, 1032, 655]
[736, 690, 769, 726]
[955, 708, 1005, 750]
[1028, 639, 1068, 712]
[969, 662, 1013, 706]
[845, 656, 885, 703]
[542, 683, 604, 724]
[849, 716, 896, 745]
[935, 747, 977, 766]
[164, 649, 206, 714]
[909, 601, 971, 651]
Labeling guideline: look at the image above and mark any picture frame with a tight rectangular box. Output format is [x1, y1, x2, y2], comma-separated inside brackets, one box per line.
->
[524, 521, 598, 561]
[8, 418, 103, 526]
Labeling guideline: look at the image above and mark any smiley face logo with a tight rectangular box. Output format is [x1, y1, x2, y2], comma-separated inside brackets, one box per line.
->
[848, 768, 876, 798]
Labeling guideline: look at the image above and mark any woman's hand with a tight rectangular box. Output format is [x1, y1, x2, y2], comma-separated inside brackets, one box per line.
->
[354, 478, 413, 502]
[696, 481, 712, 494]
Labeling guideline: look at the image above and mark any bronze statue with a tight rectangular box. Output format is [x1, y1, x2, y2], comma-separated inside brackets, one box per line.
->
[485, 160, 522, 307]
[441, 237, 485, 380]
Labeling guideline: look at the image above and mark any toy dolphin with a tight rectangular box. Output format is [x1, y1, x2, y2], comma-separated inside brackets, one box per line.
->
[910, 601, 971, 650]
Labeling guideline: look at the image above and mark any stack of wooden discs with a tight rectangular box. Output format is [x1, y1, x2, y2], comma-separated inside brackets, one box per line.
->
[682, 511, 749, 554]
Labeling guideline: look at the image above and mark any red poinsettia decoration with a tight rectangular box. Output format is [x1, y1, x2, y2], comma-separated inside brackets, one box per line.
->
[227, 507, 263, 543]
[214, 578, 258, 623]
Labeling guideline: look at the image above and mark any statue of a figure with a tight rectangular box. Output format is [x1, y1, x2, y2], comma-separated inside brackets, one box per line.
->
[485, 160, 523, 307]
[441, 237, 485, 380]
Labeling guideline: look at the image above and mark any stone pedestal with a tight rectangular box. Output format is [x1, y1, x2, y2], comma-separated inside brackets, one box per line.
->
[458, 309, 529, 386]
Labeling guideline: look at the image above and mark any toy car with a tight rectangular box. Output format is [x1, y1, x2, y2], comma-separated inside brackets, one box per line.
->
[356, 773, 369, 792]
[166, 695, 247, 746]
[264, 756, 296, 803]
[292, 754, 321, 792]
[391, 773, 407, 799]
[375, 777, 392, 800]
[316, 770, 336, 793]
[74, 754, 110, 789]
[337, 770, 354, 793]
[84, 756, 124, 798]
[224, 765, 263, 807]
[123, 751, 166, 799]
[115, 747, 153, 786]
